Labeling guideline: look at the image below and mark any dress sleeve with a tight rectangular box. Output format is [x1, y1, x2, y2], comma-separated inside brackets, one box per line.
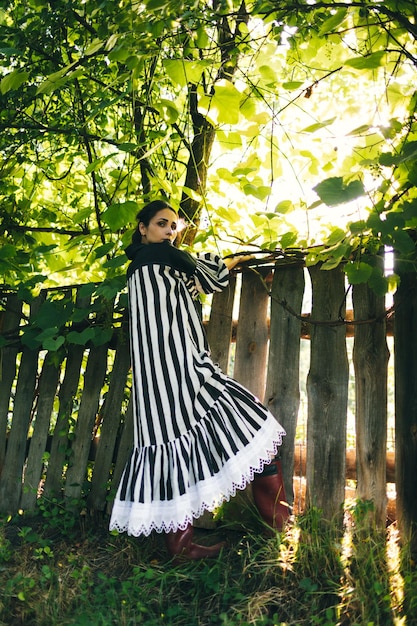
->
[184, 252, 229, 297]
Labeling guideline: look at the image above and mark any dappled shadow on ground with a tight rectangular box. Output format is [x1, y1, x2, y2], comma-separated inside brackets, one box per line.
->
[0, 497, 415, 625]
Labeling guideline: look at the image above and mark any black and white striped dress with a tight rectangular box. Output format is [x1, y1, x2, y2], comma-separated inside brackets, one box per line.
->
[109, 245, 285, 537]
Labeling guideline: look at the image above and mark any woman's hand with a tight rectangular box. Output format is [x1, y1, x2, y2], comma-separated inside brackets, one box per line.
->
[223, 255, 255, 271]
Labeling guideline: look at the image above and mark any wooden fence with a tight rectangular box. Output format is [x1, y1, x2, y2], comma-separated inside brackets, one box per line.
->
[0, 257, 415, 540]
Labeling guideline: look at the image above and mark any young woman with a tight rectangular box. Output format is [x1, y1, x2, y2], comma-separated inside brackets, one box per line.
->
[109, 199, 289, 560]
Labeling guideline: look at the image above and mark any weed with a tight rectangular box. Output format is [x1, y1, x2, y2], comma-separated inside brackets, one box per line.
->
[0, 502, 417, 625]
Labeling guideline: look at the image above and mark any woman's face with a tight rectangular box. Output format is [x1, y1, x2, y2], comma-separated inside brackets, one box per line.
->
[139, 208, 178, 245]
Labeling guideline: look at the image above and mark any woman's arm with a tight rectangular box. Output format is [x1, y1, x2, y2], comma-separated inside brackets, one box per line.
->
[223, 255, 255, 271]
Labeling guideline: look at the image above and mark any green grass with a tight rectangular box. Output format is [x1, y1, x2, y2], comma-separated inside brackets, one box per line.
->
[0, 497, 416, 625]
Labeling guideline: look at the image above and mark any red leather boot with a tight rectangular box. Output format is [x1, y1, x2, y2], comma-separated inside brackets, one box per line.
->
[252, 457, 290, 533]
[165, 523, 226, 562]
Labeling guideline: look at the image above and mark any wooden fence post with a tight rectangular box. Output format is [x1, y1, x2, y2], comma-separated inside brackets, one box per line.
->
[206, 275, 236, 374]
[0, 294, 22, 477]
[264, 264, 305, 505]
[20, 354, 64, 511]
[233, 269, 270, 399]
[88, 320, 131, 512]
[64, 343, 109, 505]
[306, 265, 349, 525]
[353, 273, 390, 527]
[394, 244, 417, 554]
[43, 290, 91, 498]
[107, 395, 134, 515]
[0, 293, 44, 514]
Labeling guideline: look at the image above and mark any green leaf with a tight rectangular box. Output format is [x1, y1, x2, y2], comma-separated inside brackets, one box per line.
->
[103, 255, 128, 269]
[154, 98, 179, 124]
[0, 244, 16, 259]
[33, 300, 73, 330]
[318, 8, 348, 35]
[36, 63, 80, 94]
[349, 220, 367, 234]
[280, 231, 297, 248]
[0, 70, 29, 94]
[345, 51, 385, 70]
[379, 142, 417, 167]
[368, 267, 389, 296]
[101, 201, 139, 230]
[313, 177, 365, 206]
[390, 228, 416, 255]
[347, 124, 373, 136]
[67, 327, 95, 345]
[301, 118, 336, 133]
[275, 200, 293, 214]
[85, 39, 104, 56]
[198, 80, 242, 125]
[92, 327, 113, 346]
[345, 261, 373, 284]
[282, 81, 304, 90]
[242, 183, 271, 200]
[164, 59, 206, 87]
[94, 243, 115, 259]
[43, 336, 65, 351]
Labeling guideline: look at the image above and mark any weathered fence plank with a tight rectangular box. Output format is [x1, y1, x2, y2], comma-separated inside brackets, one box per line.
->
[0, 294, 22, 476]
[88, 323, 131, 512]
[20, 354, 64, 511]
[394, 248, 417, 554]
[64, 343, 109, 504]
[0, 294, 44, 513]
[107, 395, 134, 515]
[206, 275, 236, 373]
[306, 265, 349, 525]
[264, 264, 305, 506]
[43, 291, 91, 498]
[43, 344, 85, 497]
[353, 277, 390, 527]
[233, 269, 270, 398]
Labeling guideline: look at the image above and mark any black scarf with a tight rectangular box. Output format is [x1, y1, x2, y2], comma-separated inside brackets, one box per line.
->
[125, 241, 197, 279]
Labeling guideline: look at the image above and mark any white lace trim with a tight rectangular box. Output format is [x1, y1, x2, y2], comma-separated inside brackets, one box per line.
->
[109, 417, 284, 537]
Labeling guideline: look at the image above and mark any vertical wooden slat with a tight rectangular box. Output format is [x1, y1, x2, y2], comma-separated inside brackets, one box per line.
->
[20, 354, 63, 511]
[394, 246, 417, 554]
[43, 344, 84, 497]
[353, 275, 389, 527]
[107, 395, 134, 515]
[206, 275, 236, 373]
[0, 294, 22, 476]
[88, 324, 131, 511]
[43, 290, 91, 498]
[0, 294, 44, 514]
[64, 343, 109, 504]
[306, 265, 349, 525]
[233, 269, 270, 398]
[264, 264, 305, 505]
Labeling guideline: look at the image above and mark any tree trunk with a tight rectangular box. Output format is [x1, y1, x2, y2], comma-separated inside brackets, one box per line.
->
[353, 276, 390, 527]
[394, 247, 417, 554]
[306, 265, 349, 526]
[264, 264, 304, 505]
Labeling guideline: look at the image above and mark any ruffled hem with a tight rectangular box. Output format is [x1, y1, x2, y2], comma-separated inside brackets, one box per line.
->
[109, 414, 284, 537]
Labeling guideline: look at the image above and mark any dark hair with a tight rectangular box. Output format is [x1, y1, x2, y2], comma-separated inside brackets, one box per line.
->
[132, 199, 177, 244]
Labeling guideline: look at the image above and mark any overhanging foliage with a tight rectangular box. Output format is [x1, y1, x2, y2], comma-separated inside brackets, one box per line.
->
[0, 0, 416, 303]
